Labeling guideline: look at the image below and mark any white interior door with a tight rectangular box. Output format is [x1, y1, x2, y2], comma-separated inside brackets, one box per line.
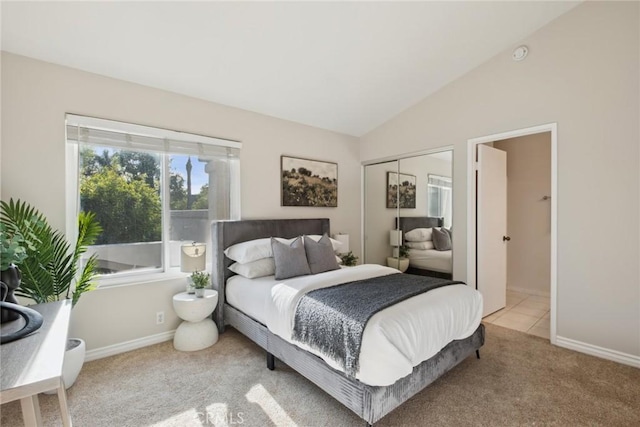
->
[477, 144, 507, 316]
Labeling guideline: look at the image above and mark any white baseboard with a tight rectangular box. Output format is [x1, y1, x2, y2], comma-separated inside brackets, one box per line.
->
[555, 335, 640, 369]
[506, 286, 550, 298]
[85, 330, 175, 362]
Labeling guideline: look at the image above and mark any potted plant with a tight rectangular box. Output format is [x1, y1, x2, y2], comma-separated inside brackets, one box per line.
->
[339, 251, 358, 267]
[191, 270, 210, 298]
[0, 224, 29, 322]
[388, 245, 410, 272]
[0, 198, 102, 389]
[399, 245, 410, 259]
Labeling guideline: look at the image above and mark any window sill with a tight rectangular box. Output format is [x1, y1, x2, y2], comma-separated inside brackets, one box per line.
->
[95, 268, 190, 290]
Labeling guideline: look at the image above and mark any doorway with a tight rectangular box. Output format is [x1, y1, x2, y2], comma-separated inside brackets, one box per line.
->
[467, 123, 557, 344]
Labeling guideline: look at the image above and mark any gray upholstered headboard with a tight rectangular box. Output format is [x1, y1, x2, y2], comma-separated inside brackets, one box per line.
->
[396, 217, 443, 242]
[210, 218, 330, 332]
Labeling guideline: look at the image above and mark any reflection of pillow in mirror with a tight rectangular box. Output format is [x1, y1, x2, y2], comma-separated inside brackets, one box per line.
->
[444, 227, 452, 238]
[405, 241, 435, 250]
[432, 227, 452, 251]
[404, 228, 433, 242]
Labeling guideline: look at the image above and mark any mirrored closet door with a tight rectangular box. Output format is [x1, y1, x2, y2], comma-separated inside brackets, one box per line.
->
[363, 150, 453, 279]
[363, 159, 398, 267]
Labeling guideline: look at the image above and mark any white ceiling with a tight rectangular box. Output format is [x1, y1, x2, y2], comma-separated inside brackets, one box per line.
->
[1, 1, 580, 137]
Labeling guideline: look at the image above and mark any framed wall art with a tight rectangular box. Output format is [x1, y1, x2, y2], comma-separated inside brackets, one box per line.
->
[281, 156, 338, 207]
[387, 172, 416, 209]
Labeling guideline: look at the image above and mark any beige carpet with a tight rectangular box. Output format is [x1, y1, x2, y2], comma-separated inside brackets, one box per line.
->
[2, 324, 639, 426]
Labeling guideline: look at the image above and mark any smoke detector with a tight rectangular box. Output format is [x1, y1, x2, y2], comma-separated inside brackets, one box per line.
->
[512, 45, 529, 61]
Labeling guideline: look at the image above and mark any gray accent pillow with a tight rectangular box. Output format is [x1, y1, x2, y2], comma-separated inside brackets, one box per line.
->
[271, 236, 311, 280]
[432, 227, 452, 251]
[304, 234, 340, 274]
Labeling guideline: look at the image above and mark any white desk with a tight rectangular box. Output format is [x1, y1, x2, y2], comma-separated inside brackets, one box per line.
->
[1, 300, 73, 427]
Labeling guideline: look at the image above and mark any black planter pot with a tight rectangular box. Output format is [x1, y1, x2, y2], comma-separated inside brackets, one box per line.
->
[1, 264, 22, 323]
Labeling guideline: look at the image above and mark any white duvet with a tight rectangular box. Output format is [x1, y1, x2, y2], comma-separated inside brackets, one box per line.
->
[226, 264, 483, 386]
[409, 248, 452, 273]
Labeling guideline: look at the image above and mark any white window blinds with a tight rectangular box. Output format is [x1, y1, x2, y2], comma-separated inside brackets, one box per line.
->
[66, 114, 241, 158]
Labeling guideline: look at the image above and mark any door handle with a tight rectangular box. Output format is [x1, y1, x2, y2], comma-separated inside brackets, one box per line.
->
[503, 236, 511, 242]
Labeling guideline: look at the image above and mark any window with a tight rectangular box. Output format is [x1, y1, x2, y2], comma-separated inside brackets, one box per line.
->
[427, 174, 452, 228]
[66, 115, 241, 283]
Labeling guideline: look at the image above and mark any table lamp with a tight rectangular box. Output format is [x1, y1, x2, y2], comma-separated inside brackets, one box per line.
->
[389, 230, 402, 258]
[181, 242, 206, 293]
[332, 233, 350, 254]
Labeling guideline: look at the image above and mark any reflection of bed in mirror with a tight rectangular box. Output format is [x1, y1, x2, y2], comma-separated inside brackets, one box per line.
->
[397, 216, 452, 279]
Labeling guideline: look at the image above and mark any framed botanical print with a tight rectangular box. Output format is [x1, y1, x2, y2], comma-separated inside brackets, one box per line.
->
[387, 172, 416, 209]
[281, 156, 338, 207]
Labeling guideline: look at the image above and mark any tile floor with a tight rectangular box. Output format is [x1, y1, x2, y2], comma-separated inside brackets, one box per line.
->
[482, 290, 550, 339]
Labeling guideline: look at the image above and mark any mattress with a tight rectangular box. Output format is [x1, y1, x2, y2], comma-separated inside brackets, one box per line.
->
[226, 264, 482, 386]
[409, 248, 452, 273]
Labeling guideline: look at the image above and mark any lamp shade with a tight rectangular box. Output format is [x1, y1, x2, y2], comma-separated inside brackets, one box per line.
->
[180, 242, 206, 272]
[389, 230, 402, 247]
[333, 233, 349, 254]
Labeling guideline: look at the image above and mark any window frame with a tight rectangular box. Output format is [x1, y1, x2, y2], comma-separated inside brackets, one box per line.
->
[427, 174, 452, 228]
[65, 114, 241, 287]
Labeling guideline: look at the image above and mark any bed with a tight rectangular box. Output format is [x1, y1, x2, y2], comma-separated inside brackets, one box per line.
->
[211, 218, 484, 426]
[397, 216, 452, 279]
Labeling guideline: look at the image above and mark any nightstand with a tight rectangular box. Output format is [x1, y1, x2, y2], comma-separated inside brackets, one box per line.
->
[172, 290, 218, 351]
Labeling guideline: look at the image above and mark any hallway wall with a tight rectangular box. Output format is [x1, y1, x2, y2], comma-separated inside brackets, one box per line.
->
[495, 133, 551, 297]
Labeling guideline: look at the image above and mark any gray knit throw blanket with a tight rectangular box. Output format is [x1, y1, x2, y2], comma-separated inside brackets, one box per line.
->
[292, 273, 461, 377]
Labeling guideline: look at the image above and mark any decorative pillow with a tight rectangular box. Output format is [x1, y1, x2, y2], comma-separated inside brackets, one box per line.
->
[304, 235, 343, 252]
[304, 234, 340, 274]
[444, 227, 452, 240]
[224, 237, 295, 264]
[228, 258, 275, 279]
[404, 228, 433, 242]
[405, 241, 435, 250]
[271, 237, 311, 280]
[432, 227, 452, 251]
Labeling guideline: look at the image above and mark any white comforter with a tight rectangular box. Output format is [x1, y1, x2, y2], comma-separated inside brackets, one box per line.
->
[227, 264, 483, 386]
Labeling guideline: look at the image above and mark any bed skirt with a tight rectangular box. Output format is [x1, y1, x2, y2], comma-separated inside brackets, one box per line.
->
[224, 303, 485, 425]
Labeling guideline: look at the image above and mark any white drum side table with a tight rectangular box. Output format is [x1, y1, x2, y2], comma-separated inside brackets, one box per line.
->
[172, 290, 218, 351]
[386, 257, 410, 273]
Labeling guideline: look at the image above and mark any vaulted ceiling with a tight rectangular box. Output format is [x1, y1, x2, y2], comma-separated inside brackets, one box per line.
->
[1, 1, 580, 136]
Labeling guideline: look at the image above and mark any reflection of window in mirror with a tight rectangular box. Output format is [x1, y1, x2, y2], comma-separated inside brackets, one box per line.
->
[427, 175, 452, 228]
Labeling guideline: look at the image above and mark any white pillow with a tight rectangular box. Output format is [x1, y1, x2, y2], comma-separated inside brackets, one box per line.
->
[304, 235, 343, 252]
[224, 237, 295, 264]
[405, 241, 435, 250]
[228, 258, 276, 279]
[404, 228, 433, 242]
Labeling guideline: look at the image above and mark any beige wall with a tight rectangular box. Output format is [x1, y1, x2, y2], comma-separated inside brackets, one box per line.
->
[361, 2, 639, 357]
[1, 2, 638, 363]
[0, 52, 360, 351]
[494, 133, 551, 297]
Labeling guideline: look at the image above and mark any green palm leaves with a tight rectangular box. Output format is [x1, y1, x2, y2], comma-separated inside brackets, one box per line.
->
[0, 199, 102, 306]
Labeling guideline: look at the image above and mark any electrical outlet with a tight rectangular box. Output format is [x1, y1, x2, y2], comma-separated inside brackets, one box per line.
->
[156, 311, 165, 324]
